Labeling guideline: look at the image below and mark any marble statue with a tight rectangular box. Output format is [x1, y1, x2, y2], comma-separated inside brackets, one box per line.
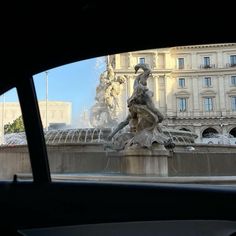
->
[90, 63, 125, 128]
[107, 63, 174, 150]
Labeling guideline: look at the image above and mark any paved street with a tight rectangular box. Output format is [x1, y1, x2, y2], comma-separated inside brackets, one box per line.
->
[17, 173, 236, 187]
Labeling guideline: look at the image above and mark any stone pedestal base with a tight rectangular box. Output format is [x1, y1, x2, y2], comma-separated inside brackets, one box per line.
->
[120, 144, 170, 176]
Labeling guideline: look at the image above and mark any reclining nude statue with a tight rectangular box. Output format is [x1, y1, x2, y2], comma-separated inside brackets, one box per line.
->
[107, 63, 174, 150]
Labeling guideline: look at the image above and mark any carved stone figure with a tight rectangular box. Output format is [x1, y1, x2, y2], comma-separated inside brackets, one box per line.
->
[95, 72, 109, 103]
[90, 63, 125, 128]
[107, 63, 174, 150]
[104, 75, 125, 117]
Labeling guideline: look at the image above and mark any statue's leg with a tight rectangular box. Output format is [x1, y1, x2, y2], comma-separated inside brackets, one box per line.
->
[107, 115, 130, 140]
[146, 97, 164, 122]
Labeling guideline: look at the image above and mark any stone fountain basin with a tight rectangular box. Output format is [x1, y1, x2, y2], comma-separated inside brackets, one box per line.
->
[3, 127, 197, 145]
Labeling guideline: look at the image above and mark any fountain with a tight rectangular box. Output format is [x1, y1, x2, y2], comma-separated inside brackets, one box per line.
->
[2, 127, 196, 146]
[89, 63, 126, 128]
[201, 133, 235, 145]
[3, 132, 27, 145]
[100, 63, 180, 175]
[103, 63, 197, 150]
[2, 63, 197, 148]
[0, 62, 200, 178]
[4, 62, 236, 180]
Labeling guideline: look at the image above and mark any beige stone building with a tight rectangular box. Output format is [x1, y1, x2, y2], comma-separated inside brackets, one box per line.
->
[0, 101, 71, 142]
[109, 43, 236, 143]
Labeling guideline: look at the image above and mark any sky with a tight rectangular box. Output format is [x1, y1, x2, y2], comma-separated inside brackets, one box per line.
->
[3, 57, 106, 125]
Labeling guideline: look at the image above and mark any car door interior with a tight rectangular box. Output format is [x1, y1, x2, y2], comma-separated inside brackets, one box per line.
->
[1, 1, 236, 236]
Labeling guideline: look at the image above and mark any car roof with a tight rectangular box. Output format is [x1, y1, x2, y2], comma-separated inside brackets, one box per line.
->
[1, 1, 235, 92]
[1, 3, 236, 231]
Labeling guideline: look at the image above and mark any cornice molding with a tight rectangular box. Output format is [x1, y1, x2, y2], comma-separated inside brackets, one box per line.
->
[200, 89, 217, 96]
[226, 89, 236, 96]
[175, 90, 191, 97]
[173, 43, 236, 50]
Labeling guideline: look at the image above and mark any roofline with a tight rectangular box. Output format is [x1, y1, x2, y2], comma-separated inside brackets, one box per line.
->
[173, 43, 236, 50]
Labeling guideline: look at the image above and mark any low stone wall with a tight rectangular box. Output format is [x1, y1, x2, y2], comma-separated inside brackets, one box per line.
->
[0, 145, 31, 180]
[47, 144, 120, 174]
[1, 143, 236, 179]
[169, 144, 236, 176]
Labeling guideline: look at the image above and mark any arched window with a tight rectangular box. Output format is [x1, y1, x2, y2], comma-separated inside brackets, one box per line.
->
[202, 128, 218, 138]
[229, 127, 236, 137]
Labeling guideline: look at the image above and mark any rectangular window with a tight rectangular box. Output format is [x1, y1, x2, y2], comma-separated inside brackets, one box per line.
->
[204, 77, 211, 87]
[178, 98, 187, 112]
[231, 76, 236, 86]
[139, 57, 145, 64]
[204, 97, 213, 111]
[179, 78, 185, 88]
[231, 97, 236, 111]
[230, 55, 236, 66]
[178, 58, 184, 69]
[204, 57, 210, 67]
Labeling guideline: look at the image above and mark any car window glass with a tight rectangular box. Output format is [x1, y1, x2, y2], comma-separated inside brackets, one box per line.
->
[32, 43, 236, 183]
[0, 88, 32, 181]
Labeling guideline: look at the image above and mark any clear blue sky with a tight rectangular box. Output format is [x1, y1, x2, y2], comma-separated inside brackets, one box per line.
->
[3, 57, 106, 125]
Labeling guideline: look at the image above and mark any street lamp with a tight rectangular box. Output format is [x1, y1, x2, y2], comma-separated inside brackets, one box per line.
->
[45, 71, 48, 131]
[1, 93, 5, 144]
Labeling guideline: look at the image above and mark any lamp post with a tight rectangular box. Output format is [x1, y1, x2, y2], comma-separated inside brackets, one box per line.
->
[1, 93, 5, 144]
[45, 71, 48, 131]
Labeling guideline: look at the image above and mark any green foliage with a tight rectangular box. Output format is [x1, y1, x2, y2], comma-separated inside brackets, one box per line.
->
[4, 115, 25, 134]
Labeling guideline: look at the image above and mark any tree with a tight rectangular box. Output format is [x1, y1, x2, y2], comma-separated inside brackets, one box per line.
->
[4, 115, 25, 134]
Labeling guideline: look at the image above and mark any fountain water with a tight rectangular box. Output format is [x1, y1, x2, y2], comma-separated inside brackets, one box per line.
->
[2, 63, 199, 147]
[3, 132, 27, 145]
[201, 133, 235, 145]
[3, 62, 236, 179]
[2, 126, 197, 146]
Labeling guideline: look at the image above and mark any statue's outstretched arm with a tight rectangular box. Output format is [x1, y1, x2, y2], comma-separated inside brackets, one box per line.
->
[107, 115, 130, 140]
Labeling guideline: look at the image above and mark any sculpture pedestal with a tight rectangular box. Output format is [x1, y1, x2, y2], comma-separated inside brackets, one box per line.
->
[120, 144, 170, 176]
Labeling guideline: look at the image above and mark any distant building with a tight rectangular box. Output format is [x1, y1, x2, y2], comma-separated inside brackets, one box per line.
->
[109, 43, 236, 143]
[0, 101, 71, 143]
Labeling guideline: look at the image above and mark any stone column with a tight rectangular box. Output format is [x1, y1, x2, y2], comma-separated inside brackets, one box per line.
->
[192, 76, 199, 116]
[193, 124, 201, 143]
[217, 51, 223, 68]
[218, 75, 226, 115]
[191, 52, 197, 69]
[158, 76, 166, 114]
[164, 52, 170, 69]
[128, 52, 132, 69]
[153, 52, 158, 69]
[165, 75, 173, 117]
[153, 76, 160, 107]
[115, 54, 121, 69]
[222, 125, 228, 135]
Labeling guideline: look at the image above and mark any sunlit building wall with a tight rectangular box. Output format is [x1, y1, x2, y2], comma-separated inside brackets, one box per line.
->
[0, 101, 71, 143]
[110, 43, 236, 143]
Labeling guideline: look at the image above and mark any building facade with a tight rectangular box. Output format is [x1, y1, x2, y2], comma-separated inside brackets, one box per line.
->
[0, 101, 72, 143]
[109, 43, 236, 143]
